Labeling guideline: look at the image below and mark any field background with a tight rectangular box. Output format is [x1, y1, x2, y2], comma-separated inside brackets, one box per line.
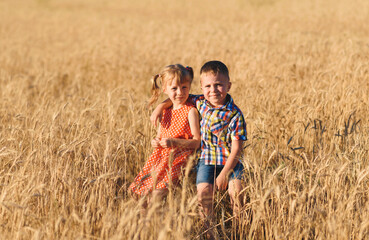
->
[1, 0, 368, 239]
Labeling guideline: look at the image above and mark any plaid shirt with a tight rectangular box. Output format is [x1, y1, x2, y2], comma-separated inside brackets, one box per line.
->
[190, 94, 247, 166]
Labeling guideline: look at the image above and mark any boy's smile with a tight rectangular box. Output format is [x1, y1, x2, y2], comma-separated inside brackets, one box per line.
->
[200, 73, 231, 107]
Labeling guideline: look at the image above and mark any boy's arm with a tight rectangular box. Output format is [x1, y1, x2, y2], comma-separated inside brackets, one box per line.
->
[150, 98, 173, 127]
[215, 139, 243, 191]
[151, 126, 161, 148]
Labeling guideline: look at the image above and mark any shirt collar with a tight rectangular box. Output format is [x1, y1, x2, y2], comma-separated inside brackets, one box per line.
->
[205, 94, 234, 111]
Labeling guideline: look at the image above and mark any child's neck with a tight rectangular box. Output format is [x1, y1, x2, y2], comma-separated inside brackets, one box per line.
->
[208, 100, 226, 108]
[172, 103, 185, 110]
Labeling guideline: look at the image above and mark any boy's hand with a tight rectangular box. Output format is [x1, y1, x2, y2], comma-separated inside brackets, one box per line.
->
[216, 172, 228, 191]
[159, 138, 173, 148]
[150, 109, 162, 127]
[150, 98, 173, 127]
[151, 138, 161, 148]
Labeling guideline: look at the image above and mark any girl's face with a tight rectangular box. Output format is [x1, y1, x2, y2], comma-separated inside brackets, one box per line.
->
[164, 80, 191, 108]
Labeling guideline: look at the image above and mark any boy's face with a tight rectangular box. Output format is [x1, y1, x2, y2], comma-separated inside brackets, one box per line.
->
[200, 72, 231, 107]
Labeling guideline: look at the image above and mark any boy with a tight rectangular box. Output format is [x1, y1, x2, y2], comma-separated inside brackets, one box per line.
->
[151, 61, 247, 226]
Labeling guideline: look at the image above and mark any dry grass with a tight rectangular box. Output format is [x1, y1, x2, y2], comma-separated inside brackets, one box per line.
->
[0, 0, 368, 239]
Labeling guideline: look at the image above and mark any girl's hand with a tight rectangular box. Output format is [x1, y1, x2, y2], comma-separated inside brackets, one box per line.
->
[159, 138, 173, 148]
[215, 172, 228, 191]
[151, 138, 161, 148]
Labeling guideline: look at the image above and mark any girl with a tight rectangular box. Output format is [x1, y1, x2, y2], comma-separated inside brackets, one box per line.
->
[129, 64, 200, 201]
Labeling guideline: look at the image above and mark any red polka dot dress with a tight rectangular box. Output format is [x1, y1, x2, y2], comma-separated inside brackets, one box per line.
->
[129, 102, 195, 196]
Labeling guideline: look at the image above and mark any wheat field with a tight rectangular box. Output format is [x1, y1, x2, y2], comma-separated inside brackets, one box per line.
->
[0, 0, 368, 239]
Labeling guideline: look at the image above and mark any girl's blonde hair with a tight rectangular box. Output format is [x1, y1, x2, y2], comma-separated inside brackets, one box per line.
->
[149, 64, 193, 106]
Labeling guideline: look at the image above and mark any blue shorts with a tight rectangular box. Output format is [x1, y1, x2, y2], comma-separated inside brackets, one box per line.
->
[196, 160, 244, 185]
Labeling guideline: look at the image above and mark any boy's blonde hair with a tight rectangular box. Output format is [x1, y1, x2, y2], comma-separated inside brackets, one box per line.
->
[149, 64, 193, 106]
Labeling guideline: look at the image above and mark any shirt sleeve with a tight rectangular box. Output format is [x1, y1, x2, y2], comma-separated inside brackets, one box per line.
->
[189, 94, 203, 102]
[229, 112, 247, 141]
[189, 94, 204, 111]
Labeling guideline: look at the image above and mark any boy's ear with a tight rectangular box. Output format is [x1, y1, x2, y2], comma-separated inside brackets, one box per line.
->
[228, 81, 232, 92]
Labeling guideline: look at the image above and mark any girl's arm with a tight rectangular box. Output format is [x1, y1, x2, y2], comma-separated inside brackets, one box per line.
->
[215, 139, 243, 190]
[159, 108, 200, 149]
[150, 98, 173, 127]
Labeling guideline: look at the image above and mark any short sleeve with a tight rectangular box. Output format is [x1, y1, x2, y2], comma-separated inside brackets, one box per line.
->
[229, 113, 247, 141]
[189, 94, 205, 111]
